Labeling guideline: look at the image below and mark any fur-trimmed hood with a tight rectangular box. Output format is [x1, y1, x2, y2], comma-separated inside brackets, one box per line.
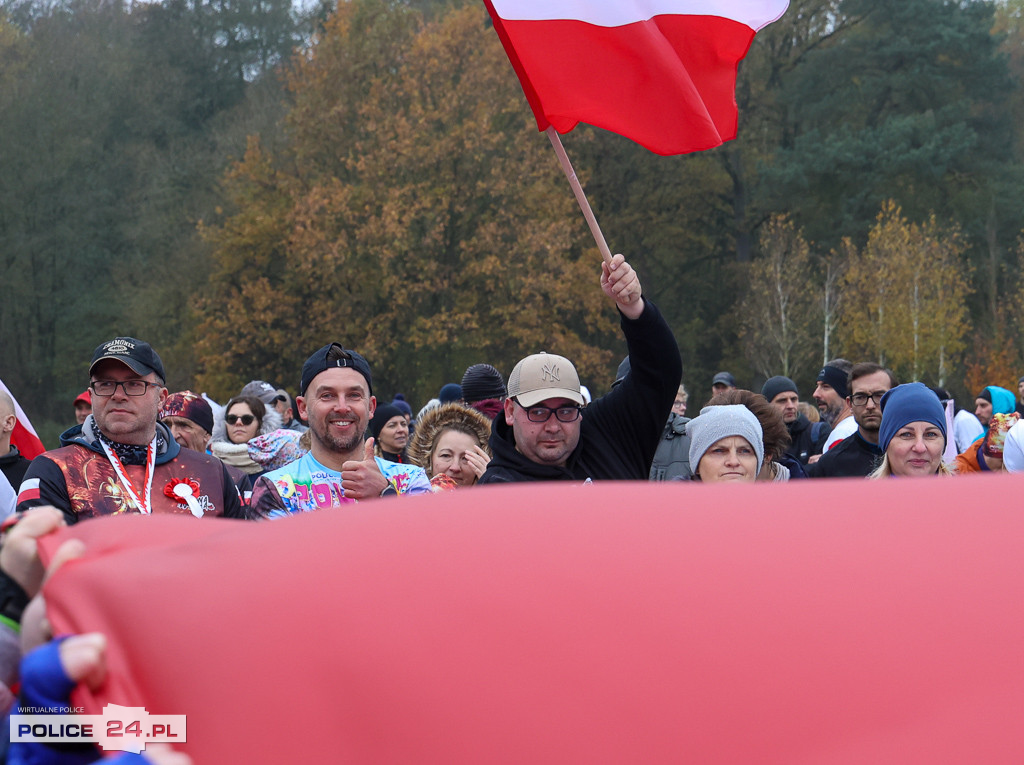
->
[407, 402, 492, 471]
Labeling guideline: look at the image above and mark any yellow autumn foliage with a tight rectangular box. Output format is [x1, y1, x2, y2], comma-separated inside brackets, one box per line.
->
[839, 200, 970, 386]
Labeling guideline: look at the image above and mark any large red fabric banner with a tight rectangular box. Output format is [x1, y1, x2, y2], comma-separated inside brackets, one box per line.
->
[39, 476, 1024, 763]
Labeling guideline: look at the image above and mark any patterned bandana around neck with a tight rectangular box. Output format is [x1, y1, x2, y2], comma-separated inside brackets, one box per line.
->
[97, 430, 165, 465]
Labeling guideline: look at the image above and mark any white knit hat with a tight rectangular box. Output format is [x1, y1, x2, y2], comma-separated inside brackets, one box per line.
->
[1003, 420, 1024, 473]
[687, 405, 764, 476]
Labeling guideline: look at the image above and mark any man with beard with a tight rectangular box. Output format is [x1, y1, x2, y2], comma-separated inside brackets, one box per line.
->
[813, 359, 856, 453]
[973, 385, 1016, 435]
[806, 363, 895, 478]
[762, 376, 828, 466]
[250, 344, 430, 517]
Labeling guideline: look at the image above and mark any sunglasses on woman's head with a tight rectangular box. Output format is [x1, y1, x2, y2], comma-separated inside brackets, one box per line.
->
[226, 414, 256, 426]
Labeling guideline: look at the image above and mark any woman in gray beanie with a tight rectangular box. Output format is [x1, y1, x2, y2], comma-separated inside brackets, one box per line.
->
[686, 405, 764, 484]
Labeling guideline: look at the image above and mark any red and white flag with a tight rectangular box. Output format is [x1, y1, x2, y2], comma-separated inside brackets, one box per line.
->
[0, 377, 46, 459]
[484, 0, 789, 155]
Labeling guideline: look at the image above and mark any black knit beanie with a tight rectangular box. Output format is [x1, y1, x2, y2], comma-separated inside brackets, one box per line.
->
[761, 376, 798, 403]
[461, 364, 507, 403]
[370, 404, 404, 440]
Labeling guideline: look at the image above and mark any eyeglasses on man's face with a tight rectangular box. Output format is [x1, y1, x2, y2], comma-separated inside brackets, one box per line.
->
[850, 391, 887, 407]
[90, 380, 160, 397]
[516, 399, 582, 423]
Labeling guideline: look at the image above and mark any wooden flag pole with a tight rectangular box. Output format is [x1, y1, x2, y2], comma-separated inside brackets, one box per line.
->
[545, 126, 613, 264]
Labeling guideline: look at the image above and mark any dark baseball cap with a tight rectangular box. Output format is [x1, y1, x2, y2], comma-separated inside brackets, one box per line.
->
[241, 380, 282, 406]
[300, 343, 372, 396]
[712, 371, 736, 387]
[89, 337, 165, 381]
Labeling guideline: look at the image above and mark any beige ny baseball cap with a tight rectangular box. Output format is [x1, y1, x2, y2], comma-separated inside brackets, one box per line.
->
[507, 353, 585, 408]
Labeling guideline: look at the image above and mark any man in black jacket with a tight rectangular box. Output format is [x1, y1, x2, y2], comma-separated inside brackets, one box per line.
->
[479, 254, 681, 483]
[806, 363, 896, 478]
[762, 376, 828, 466]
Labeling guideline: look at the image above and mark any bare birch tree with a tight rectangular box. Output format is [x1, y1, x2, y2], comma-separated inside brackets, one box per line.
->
[740, 215, 818, 379]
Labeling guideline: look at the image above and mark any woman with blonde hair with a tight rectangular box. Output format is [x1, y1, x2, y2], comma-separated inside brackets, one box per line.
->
[408, 403, 492, 489]
[870, 383, 954, 478]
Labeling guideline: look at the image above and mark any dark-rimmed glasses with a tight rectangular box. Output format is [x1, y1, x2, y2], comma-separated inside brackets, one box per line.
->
[850, 391, 887, 407]
[226, 414, 256, 426]
[90, 380, 161, 397]
[515, 399, 582, 423]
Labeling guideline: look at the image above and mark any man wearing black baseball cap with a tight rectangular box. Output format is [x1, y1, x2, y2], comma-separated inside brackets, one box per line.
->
[249, 343, 430, 516]
[16, 337, 244, 523]
[711, 371, 736, 397]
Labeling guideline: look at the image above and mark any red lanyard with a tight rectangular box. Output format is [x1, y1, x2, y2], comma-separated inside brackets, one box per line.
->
[100, 437, 156, 514]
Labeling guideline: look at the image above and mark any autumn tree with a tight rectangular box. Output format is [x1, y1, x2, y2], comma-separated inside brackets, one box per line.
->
[0, 0, 299, 432]
[963, 308, 1021, 397]
[195, 1, 618, 403]
[739, 215, 818, 379]
[839, 201, 970, 386]
[964, 237, 1024, 395]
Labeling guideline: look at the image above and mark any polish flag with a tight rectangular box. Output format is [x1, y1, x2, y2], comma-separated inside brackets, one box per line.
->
[0, 377, 46, 459]
[484, 0, 789, 155]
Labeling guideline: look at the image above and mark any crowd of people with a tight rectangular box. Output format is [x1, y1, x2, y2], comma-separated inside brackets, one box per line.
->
[0, 251, 1021, 762]
[0, 252, 1022, 527]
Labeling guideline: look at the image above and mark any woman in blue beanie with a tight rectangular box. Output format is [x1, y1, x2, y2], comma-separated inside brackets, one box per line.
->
[869, 383, 953, 478]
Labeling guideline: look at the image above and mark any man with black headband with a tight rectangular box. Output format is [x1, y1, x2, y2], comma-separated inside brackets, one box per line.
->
[249, 343, 430, 517]
[812, 359, 856, 454]
[15, 337, 243, 523]
[806, 363, 896, 478]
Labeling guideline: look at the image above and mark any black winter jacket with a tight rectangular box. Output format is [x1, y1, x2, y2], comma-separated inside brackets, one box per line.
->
[785, 413, 829, 465]
[480, 301, 681, 483]
[0, 446, 31, 491]
[805, 431, 883, 478]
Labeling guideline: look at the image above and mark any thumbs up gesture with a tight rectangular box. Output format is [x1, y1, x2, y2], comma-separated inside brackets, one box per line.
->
[341, 438, 390, 500]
